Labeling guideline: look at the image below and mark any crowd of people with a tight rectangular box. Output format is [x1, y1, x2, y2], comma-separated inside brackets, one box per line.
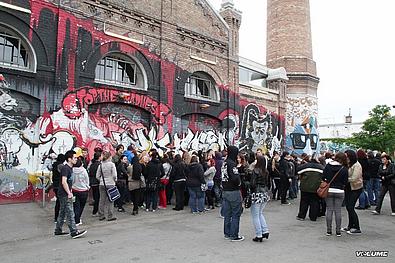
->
[48, 144, 395, 241]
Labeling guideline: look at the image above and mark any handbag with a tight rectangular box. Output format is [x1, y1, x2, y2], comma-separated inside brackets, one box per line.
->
[100, 164, 120, 202]
[244, 190, 252, 209]
[317, 167, 344, 198]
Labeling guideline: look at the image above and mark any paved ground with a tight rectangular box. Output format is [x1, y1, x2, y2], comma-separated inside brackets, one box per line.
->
[0, 196, 394, 263]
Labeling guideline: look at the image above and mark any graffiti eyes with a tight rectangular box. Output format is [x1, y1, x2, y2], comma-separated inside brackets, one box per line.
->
[290, 133, 318, 150]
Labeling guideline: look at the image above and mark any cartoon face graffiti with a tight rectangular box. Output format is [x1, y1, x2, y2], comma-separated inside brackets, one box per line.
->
[250, 120, 269, 150]
[0, 89, 18, 111]
[287, 116, 319, 155]
[62, 93, 82, 119]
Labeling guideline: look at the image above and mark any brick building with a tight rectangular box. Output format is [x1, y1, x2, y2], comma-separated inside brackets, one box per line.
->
[0, 0, 288, 178]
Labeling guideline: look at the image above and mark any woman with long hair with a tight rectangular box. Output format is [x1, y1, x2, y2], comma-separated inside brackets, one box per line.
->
[237, 153, 250, 200]
[342, 150, 363, 235]
[250, 155, 271, 242]
[159, 153, 172, 209]
[356, 149, 370, 209]
[204, 158, 216, 210]
[128, 150, 144, 215]
[186, 155, 205, 213]
[323, 152, 348, 237]
[372, 154, 395, 215]
[170, 154, 187, 211]
[96, 151, 117, 221]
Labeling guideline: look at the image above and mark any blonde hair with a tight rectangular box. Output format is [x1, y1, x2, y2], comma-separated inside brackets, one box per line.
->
[103, 151, 111, 161]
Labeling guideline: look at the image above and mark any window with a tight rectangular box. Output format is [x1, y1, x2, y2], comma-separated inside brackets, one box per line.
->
[185, 72, 219, 102]
[95, 55, 137, 86]
[0, 24, 35, 71]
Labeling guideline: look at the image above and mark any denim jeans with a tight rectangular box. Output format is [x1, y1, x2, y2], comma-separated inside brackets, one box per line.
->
[145, 189, 158, 210]
[369, 178, 381, 205]
[345, 187, 362, 230]
[251, 201, 269, 237]
[188, 186, 205, 212]
[358, 180, 371, 208]
[55, 195, 77, 235]
[222, 190, 242, 239]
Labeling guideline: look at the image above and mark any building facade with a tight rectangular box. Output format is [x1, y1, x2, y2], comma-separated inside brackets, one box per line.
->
[0, 0, 288, 177]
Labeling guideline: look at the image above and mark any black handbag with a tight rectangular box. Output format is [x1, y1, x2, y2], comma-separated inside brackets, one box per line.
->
[100, 164, 120, 202]
[244, 188, 252, 209]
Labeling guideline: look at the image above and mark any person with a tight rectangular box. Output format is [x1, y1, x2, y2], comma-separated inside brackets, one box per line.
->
[237, 153, 249, 200]
[296, 155, 324, 221]
[367, 151, 382, 206]
[123, 144, 135, 164]
[54, 150, 87, 239]
[322, 152, 348, 237]
[356, 150, 370, 209]
[278, 152, 292, 205]
[170, 154, 187, 211]
[144, 150, 163, 212]
[52, 154, 65, 222]
[213, 151, 223, 207]
[80, 147, 89, 169]
[269, 152, 281, 200]
[342, 150, 363, 235]
[159, 154, 172, 209]
[112, 144, 124, 164]
[87, 151, 102, 217]
[42, 153, 56, 172]
[115, 155, 129, 212]
[204, 158, 216, 210]
[371, 155, 395, 215]
[222, 146, 244, 241]
[128, 150, 144, 215]
[186, 155, 205, 213]
[250, 155, 271, 242]
[72, 158, 90, 226]
[96, 151, 117, 221]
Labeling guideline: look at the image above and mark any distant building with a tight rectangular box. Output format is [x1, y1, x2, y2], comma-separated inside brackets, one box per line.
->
[319, 122, 363, 139]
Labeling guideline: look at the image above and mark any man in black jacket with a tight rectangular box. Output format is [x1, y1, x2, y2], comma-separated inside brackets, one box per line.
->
[221, 146, 244, 241]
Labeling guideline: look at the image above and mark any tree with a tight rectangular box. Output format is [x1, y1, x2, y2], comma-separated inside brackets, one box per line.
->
[342, 105, 395, 153]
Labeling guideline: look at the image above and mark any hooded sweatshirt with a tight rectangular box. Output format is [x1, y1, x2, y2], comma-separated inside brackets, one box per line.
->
[221, 146, 241, 191]
[322, 160, 348, 193]
[214, 152, 223, 182]
[72, 166, 90, 192]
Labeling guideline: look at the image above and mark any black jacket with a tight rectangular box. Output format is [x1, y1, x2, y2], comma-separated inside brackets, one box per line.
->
[144, 158, 164, 189]
[250, 168, 270, 193]
[322, 162, 348, 190]
[117, 162, 128, 181]
[367, 158, 381, 179]
[221, 146, 241, 191]
[358, 157, 369, 180]
[170, 160, 187, 182]
[378, 163, 395, 185]
[131, 157, 143, 180]
[52, 161, 62, 189]
[186, 162, 205, 187]
[88, 159, 100, 186]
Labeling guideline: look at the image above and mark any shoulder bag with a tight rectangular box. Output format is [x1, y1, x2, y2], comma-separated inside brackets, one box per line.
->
[100, 164, 120, 202]
[317, 167, 343, 198]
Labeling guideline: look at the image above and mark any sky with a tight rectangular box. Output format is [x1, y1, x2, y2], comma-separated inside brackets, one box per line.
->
[209, 0, 395, 124]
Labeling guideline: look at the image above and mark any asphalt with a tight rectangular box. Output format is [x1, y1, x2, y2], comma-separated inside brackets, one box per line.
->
[0, 195, 394, 263]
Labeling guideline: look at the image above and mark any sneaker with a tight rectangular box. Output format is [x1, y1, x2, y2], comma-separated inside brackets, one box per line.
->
[371, 210, 380, 215]
[152, 210, 156, 212]
[76, 222, 82, 226]
[107, 217, 117, 221]
[340, 227, 350, 232]
[336, 232, 341, 237]
[326, 232, 332, 236]
[281, 202, 291, 205]
[296, 216, 305, 221]
[347, 229, 362, 235]
[99, 217, 106, 221]
[392, 213, 395, 216]
[355, 206, 365, 210]
[224, 235, 231, 240]
[146, 209, 149, 212]
[231, 236, 244, 242]
[54, 231, 69, 236]
[92, 213, 98, 217]
[117, 208, 125, 212]
[71, 230, 87, 239]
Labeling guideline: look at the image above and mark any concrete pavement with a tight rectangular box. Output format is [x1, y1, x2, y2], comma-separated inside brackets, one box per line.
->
[0, 196, 394, 263]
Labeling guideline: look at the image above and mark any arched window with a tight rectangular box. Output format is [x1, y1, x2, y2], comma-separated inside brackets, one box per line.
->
[0, 24, 36, 72]
[185, 71, 219, 102]
[95, 53, 147, 90]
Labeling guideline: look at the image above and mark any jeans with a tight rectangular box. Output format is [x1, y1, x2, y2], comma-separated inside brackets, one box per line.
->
[251, 201, 269, 237]
[222, 190, 242, 239]
[91, 185, 100, 215]
[289, 178, 298, 199]
[375, 184, 395, 213]
[55, 195, 77, 234]
[369, 178, 381, 205]
[297, 191, 319, 221]
[98, 185, 115, 219]
[326, 192, 344, 233]
[145, 189, 158, 210]
[188, 186, 205, 212]
[174, 181, 186, 210]
[357, 180, 371, 208]
[345, 187, 362, 230]
[73, 191, 88, 224]
[53, 188, 60, 221]
[115, 181, 127, 209]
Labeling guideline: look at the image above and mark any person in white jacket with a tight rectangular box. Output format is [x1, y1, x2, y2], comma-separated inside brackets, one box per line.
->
[72, 158, 90, 226]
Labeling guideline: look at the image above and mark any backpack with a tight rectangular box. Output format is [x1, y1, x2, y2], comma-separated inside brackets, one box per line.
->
[286, 161, 295, 179]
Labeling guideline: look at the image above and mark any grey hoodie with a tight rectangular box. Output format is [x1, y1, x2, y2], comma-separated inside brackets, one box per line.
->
[72, 166, 90, 192]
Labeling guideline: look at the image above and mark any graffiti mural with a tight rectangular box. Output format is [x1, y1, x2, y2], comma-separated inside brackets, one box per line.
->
[238, 103, 284, 156]
[286, 96, 320, 155]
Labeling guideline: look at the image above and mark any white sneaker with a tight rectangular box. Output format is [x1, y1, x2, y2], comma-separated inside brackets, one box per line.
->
[391, 213, 395, 216]
[76, 221, 82, 226]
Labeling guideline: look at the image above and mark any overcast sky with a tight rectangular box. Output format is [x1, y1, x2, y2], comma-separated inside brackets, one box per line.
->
[209, 0, 395, 124]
